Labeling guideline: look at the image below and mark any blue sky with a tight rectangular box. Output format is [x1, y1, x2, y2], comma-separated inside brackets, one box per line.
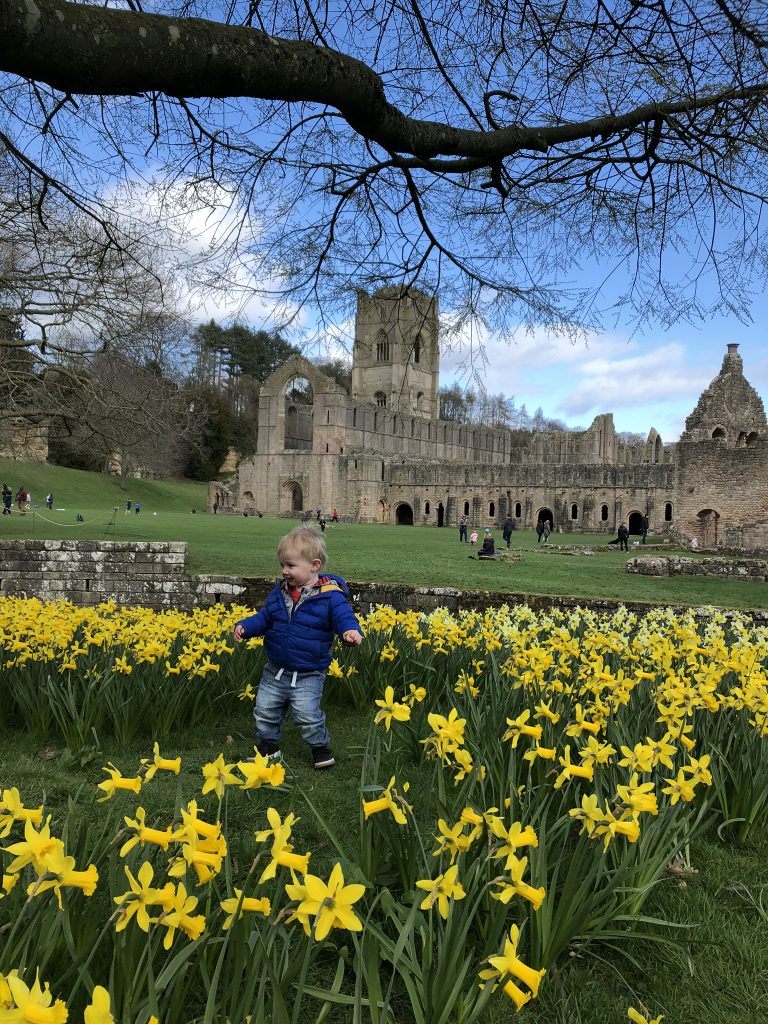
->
[439, 309, 768, 441]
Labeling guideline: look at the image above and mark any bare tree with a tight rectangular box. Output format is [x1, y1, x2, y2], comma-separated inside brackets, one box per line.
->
[1, 0, 768, 341]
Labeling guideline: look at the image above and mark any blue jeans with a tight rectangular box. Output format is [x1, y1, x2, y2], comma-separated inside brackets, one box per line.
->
[253, 660, 331, 749]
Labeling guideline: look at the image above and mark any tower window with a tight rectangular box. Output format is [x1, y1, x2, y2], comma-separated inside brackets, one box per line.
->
[376, 332, 390, 361]
[413, 334, 421, 363]
[375, 392, 387, 408]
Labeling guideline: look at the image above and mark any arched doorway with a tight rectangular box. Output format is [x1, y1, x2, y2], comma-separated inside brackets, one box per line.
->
[437, 502, 445, 527]
[284, 376, 314, 451]
[697, 509, 720, 548]
[628, 511, 643, 535]
[395, 503, 414, 525]
[537, 507, 553, 527]
[281, 480, 304, 516]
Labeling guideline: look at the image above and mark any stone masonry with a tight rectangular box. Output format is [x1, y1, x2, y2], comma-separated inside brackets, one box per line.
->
[216, 289, 767, 550]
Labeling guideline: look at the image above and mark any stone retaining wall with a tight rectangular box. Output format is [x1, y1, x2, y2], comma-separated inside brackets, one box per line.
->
[1, 540, 766, 622]
[627, 554, 768, 582]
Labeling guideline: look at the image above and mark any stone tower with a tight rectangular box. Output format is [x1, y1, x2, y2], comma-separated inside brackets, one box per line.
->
[680, 343, 767, 444]
[351, 287, 439, 419]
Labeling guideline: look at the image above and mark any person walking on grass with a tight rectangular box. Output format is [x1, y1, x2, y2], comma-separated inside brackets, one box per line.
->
[617, 521, 629, 552]
[458, 514, 468, 543]
[233, 525, 363, 769]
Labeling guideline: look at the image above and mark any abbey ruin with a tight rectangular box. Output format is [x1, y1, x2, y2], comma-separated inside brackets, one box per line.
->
[213, 288, 768, 550]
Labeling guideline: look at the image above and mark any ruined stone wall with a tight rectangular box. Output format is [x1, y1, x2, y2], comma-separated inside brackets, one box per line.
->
[627, 554, 768, 581]
[675, 437, 768, 544]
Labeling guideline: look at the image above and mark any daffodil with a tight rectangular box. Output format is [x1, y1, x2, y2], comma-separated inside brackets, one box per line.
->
[432, 819, 474, 862]
[502, 710, 542, 747]
[661, 770, 697, 805]
[237, 752, 285, 790]
[489, 818, 538, 869]
[554, 746, 594, 790]
[258, 832, 311, 884]
[490, 854, 546, 910]
[141, 743, 181, 781]
[292, 863, 366, 941]
[479, 923, 546, 1010]
[616, 774, 659, 815]
[97, 764, 142, 802]
[415, 864, 466, 919]
[27, 846, 99, 909]
[0, 788, 43, 838]
[120, 807, 173, 857]
[84, 985, 114, 1024]
[3, 817, 63, 874]
[201, 754, 240, 799]
[113, 861, 174, 934]
[220, 889, 272, 929]
[0, 971, 68, 1024]
[362, 777, 409, 825]
[373, 686, 411, 730]
[628, 1008, 663, 1024]
[156, 882, 206, 948]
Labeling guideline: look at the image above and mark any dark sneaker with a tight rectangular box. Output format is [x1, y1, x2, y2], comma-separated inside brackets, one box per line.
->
[312, 746, 335, 769]
[246, 742, 281, 763]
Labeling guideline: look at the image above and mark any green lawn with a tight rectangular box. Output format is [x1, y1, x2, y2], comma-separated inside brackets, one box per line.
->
[1, 458, 766, 609]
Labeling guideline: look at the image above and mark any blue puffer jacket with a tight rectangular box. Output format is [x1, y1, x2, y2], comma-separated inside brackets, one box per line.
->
[235, 573, 361, 672]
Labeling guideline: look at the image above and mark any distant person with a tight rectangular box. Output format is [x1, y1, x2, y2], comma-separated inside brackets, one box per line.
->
[126, 498, 132, 516]
[46, 493, 53, 510]
[2, 484, 11, 515]
[536, 518, 545, 543]
[617, 522, 629, 551]
[458, 514, 468, 544]
[640, 514, 649, 544]
[469, 530, 478, 546]
[502, 515, 514, 548]
[16, 486, 27, 513]
[542, 521, 551, 544]
[135, 501, 141, 515]
[478, 532, 496, 559]
[315, 506, 322, 522]
[213, 500, 219, 515]
[330, 509, 339, 524]
[319, 516, 327, 532]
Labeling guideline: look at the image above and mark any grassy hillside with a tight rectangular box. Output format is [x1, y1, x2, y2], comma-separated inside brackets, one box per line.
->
[1, 460, 767, 609]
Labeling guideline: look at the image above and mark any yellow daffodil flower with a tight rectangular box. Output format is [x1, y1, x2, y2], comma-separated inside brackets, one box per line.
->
[27, 846, 98, 909]
[237, 753, 285, 790]
[120, 808, 173, 857]
[293, 863, 366, 941]
[220, 889, 272, 929]
[3, 817, 63, 875]
[628, 1007, 663, 1024]
[84, 986, 114, 1024]
[97, 764, 142, 803]
[479, 923, 546, 1010]
[113, 861, 174, 934]
[415, 864, 466, 919]
[362, 777, 409, 825]
[141, 743, 181, 781]
[201, 754, 239, 799]
[373, 686, 411, 730]
[0, 788, 44, 838]
[0, 972, 68, 1024]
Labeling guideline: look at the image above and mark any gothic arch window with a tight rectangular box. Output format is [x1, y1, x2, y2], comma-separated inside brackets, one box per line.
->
[515, 502, 522, 517]
[416, 391, 424, 410]
[375, 392, 387, 408]
[712, 427, 726, 439]
[665, 502, 673, 521]
[463, 500, 470, 516]
[353, 407, 357, 426]
[601, 504, 609, 521]
[381, 462, 385, 481]
[283, 376, 314, 451]
[489, 501, 495, 518]
[424, 501, 430, 515]
[411, 418, 415, 436]
[413, 334, 421, 363]
[571, 503, 578, 520]
[376, 331, 390, 362]
[373, 411, 378, 430]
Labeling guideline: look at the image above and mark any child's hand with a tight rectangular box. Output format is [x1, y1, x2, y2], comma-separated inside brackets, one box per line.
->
[342, 629, 363, 646]
[234, 624, 245, 641]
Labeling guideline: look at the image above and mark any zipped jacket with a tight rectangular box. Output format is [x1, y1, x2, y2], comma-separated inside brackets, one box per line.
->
[235, 573, 360, 672]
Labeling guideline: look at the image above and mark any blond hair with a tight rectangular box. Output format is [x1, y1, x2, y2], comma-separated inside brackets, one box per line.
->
[277, 525, 327, 566]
